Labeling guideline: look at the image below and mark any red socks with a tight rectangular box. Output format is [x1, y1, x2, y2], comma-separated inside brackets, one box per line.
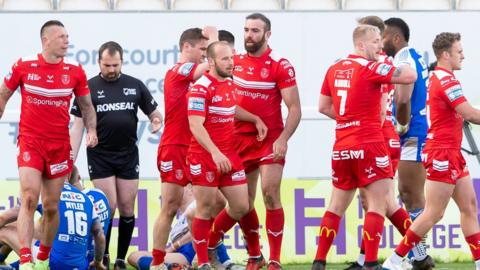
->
[395, 229, 422, 257]
[151, 249, 166, 266]
[314, 211, 341, 261]
[239, 208, 262, 257]
[192, 217, 213, 266]
[388, 208, 412, 236]
[19, 247, 33, 264]
[266, 208, 284, 263]
[466, 232, 480, 260]
[209, 209, 237, 248]
[363, 212, 384, 264]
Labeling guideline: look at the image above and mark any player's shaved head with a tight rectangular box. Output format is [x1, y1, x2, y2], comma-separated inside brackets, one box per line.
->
[207, 41, 229, 59]
[357, 15, 385, 34]
[179, 27, 208, 52]
[353, 24, 380, 44]
[40, 20, 64, 37]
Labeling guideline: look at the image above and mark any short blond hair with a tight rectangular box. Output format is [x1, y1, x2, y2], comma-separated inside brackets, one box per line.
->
[353, 24, 380, 44]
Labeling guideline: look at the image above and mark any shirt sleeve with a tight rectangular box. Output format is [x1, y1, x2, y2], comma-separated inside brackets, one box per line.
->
[365, 61, 396, 85]
[70, 98, 82, 117]
[3, 58, 23, 92]
[73, 65, 90, 97]
[440, 81, 467, 109]
[394, 49, 417, 72]
[175, 62, 198, 81]
[138, 80, 158, 116]
[187, 85, 209, 117]
[320, 69, 332, 96]
[276, 59, 297, 90]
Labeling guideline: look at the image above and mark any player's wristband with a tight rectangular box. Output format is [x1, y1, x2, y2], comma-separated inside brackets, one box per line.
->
[396, 122, 410, 136]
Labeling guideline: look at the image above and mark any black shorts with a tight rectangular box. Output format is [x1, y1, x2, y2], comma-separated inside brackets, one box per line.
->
[86, 146, 139, 180]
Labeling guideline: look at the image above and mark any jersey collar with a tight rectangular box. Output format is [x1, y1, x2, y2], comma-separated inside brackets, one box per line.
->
[247, 47, 272, 60]
[38, 53, 64, 66]
[204, 71, 232, 85]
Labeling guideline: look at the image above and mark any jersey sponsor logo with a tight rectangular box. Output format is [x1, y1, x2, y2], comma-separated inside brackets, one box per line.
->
[334, 68, 354, 79]
[336, 121, 360, 129]
[94, 200, 108, 213]
[234, 66, 243, 72]
[260, 68, 269, 79]
[97, 90, 105, 98]
[232, 170, 246, 181]
[123, 88, 137, 96]
[58, 234, 70, 242]
[375, 63, 392, 76]
[50, 160, 69, 175]
[332, 149, 364, 160]
[179, 63, 195, 76]
[364, 166, 377, 179]
[212, 95, 223, 103]
[375, 155, 390, 168]
[235, 89, 269, 100]
[445, 85, 464, 102]
[175, 169, 183, 180]
[211, 117, 234, 124]
[451, 169, 458, 181]
[280, 59, 292, 69]
[26, 96, 69, 108]
[27, 73, 41, 81]
[319, 226, 336, 238]
[247, 66, 255, 75]
[188, 97, 205, 112]
[23, 151, 31, 162]
[433, 159, 449, 172]
[96, 102, 135, 112]
[61, 74, 70, 85]
[61, 191, 86, 203]
[334, 79, 350, 88]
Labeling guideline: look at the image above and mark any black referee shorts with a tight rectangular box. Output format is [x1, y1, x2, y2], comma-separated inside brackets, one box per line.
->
[86, 146, 139, 180]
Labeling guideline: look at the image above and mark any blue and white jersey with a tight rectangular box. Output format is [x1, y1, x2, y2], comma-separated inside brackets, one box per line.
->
[50, 184, 98, 269]
[169, 200, 196, 244]
[83, 188, 111, 265]
[393, 46, 429, 138]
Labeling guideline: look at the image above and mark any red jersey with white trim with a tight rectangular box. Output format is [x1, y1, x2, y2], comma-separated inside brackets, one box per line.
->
[187, 72, 236, 154]
[161, 62, 198, 146]
[321, 54, 396, 148]
[233, 47, 297, 135]
[424, 67, 466, 150]
[379, 53, 395, 129]
[3, 54, 89, 141]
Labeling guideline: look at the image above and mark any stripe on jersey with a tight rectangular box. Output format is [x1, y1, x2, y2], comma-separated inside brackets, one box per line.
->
[233, 76, 276, 90]
[208, 105, 235, 116]
[24, 83, 73, 97]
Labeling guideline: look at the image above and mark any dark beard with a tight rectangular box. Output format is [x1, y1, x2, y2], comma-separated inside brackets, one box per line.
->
[244, 36, 266, 54]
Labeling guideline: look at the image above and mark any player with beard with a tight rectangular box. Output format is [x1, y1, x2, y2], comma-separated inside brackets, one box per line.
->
[187, 41, 267, 270]
[383, 32, 480, 270]
[70, 41, 163, 270]
[311, 25, 416, 270]
[223, 13, 301, 270]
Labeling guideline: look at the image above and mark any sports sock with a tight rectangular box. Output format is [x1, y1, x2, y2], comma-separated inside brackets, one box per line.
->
[389, 208, 411, 236]
[239, 208, 261, 257]
[216, 242, 231, 264]
[151, 249, 166, 266]
[266, 208, 284, 263]
[36, 244, 51, 261]
[192, 217, 212, 266]
[209, 209, 237, 248]
[117, 215, 135, 260]
[314, 211, 341, 261]
[19, 248, 32, 264]
[395, 229, 422, 257]
[466, 232, 480, 261]
[363, 212, 384, 264]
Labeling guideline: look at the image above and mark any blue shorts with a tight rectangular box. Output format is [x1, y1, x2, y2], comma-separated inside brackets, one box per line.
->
[50, 255, 88, 270]
[400, 135, 426, 162]
[137, 243, 196, 270]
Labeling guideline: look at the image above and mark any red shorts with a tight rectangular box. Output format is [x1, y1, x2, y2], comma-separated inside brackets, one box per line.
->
[422, 148, 469, 184]
[187, 151, 247, 187]
[17, 136, 73, 179]
[331, 143, 393, 190]
[234, 132, 285, 173]
[383, 126, 401, 172]
[157, 144, 189, 186]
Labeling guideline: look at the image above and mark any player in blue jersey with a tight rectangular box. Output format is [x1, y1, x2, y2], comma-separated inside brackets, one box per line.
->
[383, 17, 433, 270]
[0, 171, 106, 270]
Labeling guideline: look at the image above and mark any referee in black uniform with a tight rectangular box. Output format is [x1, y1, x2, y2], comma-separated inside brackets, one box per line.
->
[70, 41, 163, 270]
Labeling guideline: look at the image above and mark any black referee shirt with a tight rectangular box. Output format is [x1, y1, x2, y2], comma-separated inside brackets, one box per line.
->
[71, 73, 158, 152]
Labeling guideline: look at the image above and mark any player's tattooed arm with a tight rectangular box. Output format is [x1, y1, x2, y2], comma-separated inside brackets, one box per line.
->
[91, 220, 106, 263]
[76, 94, 98, 148]
[0, 83, 14, 119]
